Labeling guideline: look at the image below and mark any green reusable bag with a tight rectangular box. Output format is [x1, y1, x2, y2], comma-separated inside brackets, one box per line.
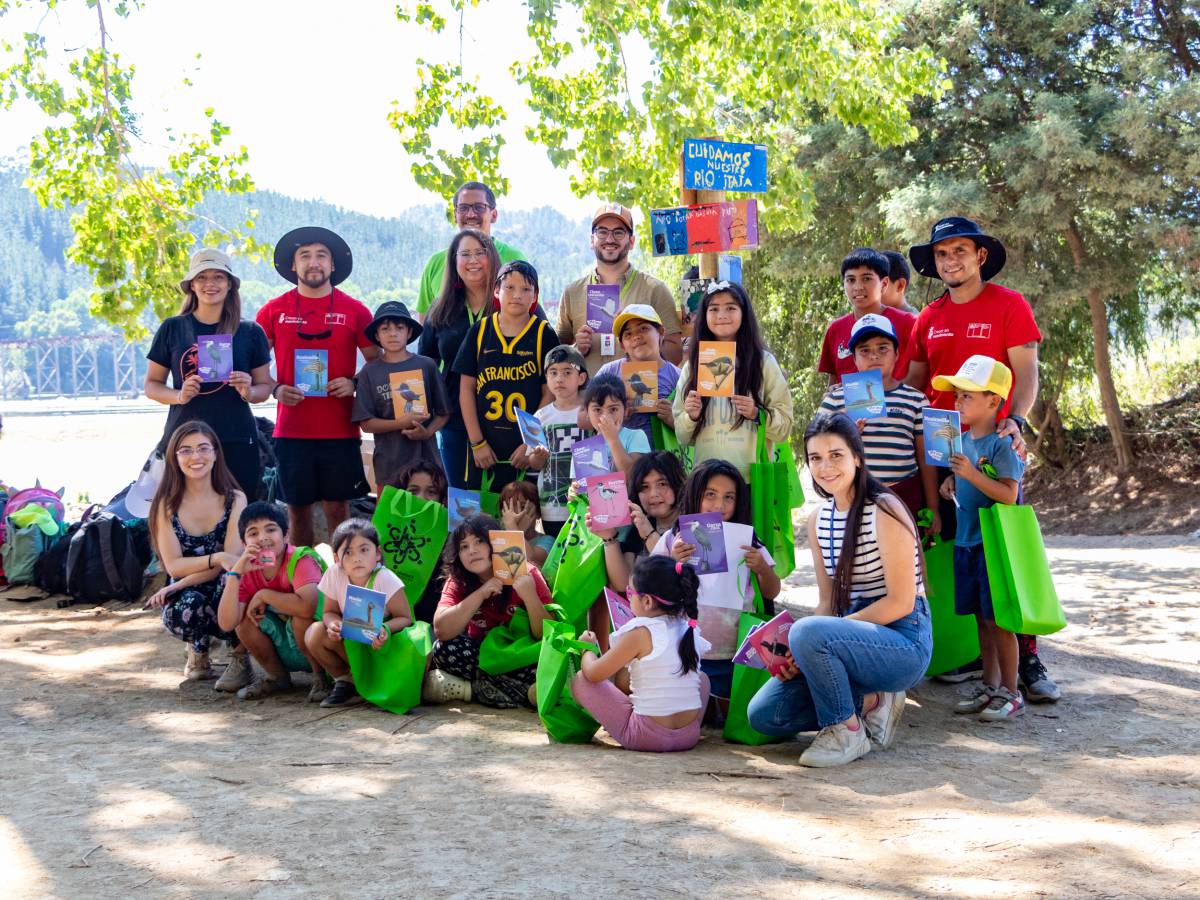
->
[922, 538, 981, 677]
[345, 621, 433, 715]
[372, 486, 449, 609]
[536, 617, 601, 744]
[723, 576, 782, 746]
[651, 390, 694, 472]
[980, 505, 1066, 636]
[542, 497, 607, 626]
[478, 606, 543, 676]
[478, 469, 501, 518]
[748, 411, 798, 579]
[778, 438, 805, 511]
[256, 545, 327, 672]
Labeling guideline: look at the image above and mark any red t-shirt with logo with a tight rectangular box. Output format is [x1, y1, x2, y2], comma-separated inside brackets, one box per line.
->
[256, 288, 374, 439]
[818, 307, 917, 384]
[908, 282, 1042, 415]
[437, 566, 553, 641]
[237, 545, 324, 603]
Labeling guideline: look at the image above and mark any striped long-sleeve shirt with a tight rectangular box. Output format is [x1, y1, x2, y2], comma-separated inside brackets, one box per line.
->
[819, 382, 928, 484]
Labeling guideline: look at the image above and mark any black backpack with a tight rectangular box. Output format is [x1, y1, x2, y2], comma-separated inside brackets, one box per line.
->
[33, 518, 88, 596]
[63, 513, 148, 605]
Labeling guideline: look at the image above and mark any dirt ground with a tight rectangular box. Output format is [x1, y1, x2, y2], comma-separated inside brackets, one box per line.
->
[2, 535, 1198, 899]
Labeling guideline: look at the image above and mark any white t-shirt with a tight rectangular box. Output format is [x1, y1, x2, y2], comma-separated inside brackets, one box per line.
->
[318, 565, 405, 615]
[535, 402, 586, 524]
[617, 615, 711, 717]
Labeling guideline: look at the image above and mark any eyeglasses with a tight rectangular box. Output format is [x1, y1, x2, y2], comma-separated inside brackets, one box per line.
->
[593, 227, 630, 241]
[455, 202, 493, 216]
[457, 249, 489, 261]
[176, 444, 215, 458]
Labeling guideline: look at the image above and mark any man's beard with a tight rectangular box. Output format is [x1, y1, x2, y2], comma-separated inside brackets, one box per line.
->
[594, 244, 630, 265]
[300, 270, 330, 289]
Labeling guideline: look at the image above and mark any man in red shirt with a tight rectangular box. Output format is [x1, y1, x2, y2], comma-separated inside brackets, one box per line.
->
[258, 227, 376, 547]
[818, 248, 917, 385]
[906, 216, 1059, 703]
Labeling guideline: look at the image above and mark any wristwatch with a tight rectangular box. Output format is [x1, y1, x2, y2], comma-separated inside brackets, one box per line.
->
[1007, 414, 1028, 433]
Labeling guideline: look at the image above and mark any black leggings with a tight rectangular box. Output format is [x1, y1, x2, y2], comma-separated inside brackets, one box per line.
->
[221, 438, 261, 501]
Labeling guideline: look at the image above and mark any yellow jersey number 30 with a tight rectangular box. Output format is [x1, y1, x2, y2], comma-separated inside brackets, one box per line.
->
[482, 390, 526, 423]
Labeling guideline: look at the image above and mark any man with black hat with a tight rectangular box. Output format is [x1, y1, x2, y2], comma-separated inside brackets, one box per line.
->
[257, 227, 376, 547]
[906, 216, 1060, 703]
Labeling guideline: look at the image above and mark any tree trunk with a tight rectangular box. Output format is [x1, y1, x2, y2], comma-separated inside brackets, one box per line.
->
[1063, 221, 1136, 469]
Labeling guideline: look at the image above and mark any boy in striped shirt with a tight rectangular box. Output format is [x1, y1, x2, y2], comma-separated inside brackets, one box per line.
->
[819, 313, 940, 536]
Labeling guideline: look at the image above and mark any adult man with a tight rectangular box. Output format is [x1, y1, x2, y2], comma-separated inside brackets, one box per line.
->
[257, 227, 375, 547]
[556, 203, 683, 376]
[414, 181, 525, 319]
[906, 215, 1060, 703]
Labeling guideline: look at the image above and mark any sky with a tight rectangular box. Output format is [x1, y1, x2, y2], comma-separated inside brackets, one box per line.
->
[0, 0, 598, 219]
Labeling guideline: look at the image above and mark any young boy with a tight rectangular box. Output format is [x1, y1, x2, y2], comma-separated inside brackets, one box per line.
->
[576, 372, 651, 477]
[818, 314, 940, 535]
[595, 304, 680, 447]
[525, 345, 588, 537]
[933, 355, 1025, 721]
[216, 501, 327, 702]
[353, 301, 450, 493]
[818, 248, 917, 385]
[881, 250, 919, 314]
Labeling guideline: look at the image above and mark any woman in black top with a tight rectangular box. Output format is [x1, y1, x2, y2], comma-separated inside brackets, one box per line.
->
[145, 249, 274, 497]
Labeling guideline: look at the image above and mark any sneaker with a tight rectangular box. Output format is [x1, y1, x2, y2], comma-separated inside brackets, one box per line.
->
[214, 651, 252, 693]
[798, 722, 871, 768]
[979, 687, 1025, 721]
[934, 658, 984, 683]
[1019, 654, 1061, 703]
[320, 678, 364, 708]
[422, 669, 472, 704]
[184, 649, 213, 681]
[307, 673, 332, 704]
[954, 683, 997, 715]
[527, 682, 538, 709]
[237, 671, 292, 700]
[863, 691, 906, 749]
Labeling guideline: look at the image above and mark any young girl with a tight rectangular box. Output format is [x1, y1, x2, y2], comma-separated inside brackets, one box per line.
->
[573, 555, 712, 752]
[304, 519, 412, 708]
[395, 459, 449, 624]
[673, 282, 794, 479]
[425, 514, 554, 708]
[499, 479, 555, 566]
[651, 459, 782, 713]
[148, 420, 246, 684]
[452, 260, 559, 493]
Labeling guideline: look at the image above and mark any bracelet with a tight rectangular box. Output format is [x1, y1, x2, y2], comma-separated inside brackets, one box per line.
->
[603, 536, 618, 545]
[270, 383, 283, 399]
[207, 553, 213, 569]
[227, 571, 241, 580]
[1007, 414, 1028, 433]
[470, 438, 489, 450]
[380, 623, 392, 641]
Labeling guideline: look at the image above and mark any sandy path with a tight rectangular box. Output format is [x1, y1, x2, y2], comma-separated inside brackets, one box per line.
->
[2, 536, 1198, 898]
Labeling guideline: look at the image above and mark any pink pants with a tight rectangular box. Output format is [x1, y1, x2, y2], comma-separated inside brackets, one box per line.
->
[570, 672, 710, 752]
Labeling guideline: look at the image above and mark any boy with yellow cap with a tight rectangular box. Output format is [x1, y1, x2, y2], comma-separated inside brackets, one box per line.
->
[934, 355, 1026, 722]
[596, 303, 680, 447]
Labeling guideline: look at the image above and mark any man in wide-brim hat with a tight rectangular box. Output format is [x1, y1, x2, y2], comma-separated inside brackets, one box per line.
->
[256, 226, 376, 549]
[904, 215, 1061, 705]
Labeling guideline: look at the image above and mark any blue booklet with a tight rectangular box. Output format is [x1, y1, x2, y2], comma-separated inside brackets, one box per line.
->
[842, 370, 886, 421]
[677, 512, 728, 575]
[342, 584, 385, 645]
[571, 434, 612, 479]
[515, 407, 548, 451]
[448, 487, 482, 530]
[294, 349, 329, 397]
[923, 408, 962, 466]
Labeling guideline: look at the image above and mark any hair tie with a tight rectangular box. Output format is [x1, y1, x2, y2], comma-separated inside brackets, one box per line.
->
[675, 561, 684, 575]
[687, 618, 698, 629]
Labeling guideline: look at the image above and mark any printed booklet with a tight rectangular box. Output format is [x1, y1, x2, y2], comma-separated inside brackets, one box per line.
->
[294, 349, 329, 397]
[516, 407, 549, 451]
[585, 283, 619, 333]
[586, 472, 631, 530]
[448, 487, 482, 530]
[923, 408, 963, 466]
[388, 371, 428, 417]
[605, 587, 635, 631]
[676, 512, 728, 574]
[842, 369, 886, 421]
[697, 341, 736, 397]
[571, 434, 612, 479]
[342, 584, 386, 645]
[621, 360, 659, 412]
[731, 609, 797, 676]
[489, 530, 529, 585]
[197, 334, 233, 382]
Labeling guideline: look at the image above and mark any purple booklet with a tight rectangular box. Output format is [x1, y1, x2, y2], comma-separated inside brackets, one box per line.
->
[197, 334, 233, 382]
[605, 587, 635, 631]
[732, 609, 796, 675]
[571, 434, 612, 479]
[585, 283, 619, 333]
[676, 512, 728, 575]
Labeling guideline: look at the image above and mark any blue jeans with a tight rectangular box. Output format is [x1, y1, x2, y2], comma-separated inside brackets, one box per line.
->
[747, 597, 933, 733]
[440, 427, 471, 489]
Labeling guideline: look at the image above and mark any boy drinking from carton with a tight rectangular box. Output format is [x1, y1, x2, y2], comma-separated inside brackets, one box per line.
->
[595, 304, 680, 447]
[934, 356, 1026, 721]
[523, 345, 589, 537]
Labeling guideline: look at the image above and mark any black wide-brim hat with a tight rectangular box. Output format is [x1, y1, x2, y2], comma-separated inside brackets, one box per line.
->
[274, 226, 353, 286]
[908, 216, 1007, 282]
[365, 300, 423, 346]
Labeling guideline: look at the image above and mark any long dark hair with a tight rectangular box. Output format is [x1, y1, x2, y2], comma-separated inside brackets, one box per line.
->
[683, 282, 767, 438]
[630, 555, 701, 675]
[179, 275, 242, 336]
[804, 412, 922, 615]
[149, 420, 240, 554]
[675, 459, 752, 529]
[427, 229, 502, 329]
[394, 459, 449, 504]
[441, 513, 502, 593]
[628, 450, 686, 516]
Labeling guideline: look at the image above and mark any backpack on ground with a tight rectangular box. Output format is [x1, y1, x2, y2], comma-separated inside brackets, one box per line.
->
[64, 512, 149, 605]
[33, 506, 100, 596]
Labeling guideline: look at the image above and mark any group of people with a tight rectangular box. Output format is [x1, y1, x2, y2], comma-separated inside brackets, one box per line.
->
[140, 179, 1058, 767]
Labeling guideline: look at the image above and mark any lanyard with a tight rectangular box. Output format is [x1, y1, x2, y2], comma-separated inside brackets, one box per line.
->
[590, 266, 636, 302]
[824, 502, 838, 575]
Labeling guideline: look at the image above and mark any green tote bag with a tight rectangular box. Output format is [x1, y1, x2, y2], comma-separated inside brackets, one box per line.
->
[536, 618, 601, 744]
[922, 538, 981, 676]
[748, 411, 800, 579]
[372, 486, 449, 609]
[979, 505, 1066, 636]
[542, 496, 607, 626]
[723, 576, 782, 746]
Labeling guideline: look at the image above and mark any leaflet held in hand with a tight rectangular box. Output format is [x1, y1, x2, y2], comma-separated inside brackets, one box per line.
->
[697, 341, 736, 397]
[571, 434, 612, 479]
[448, 487, 482, 530]
[294, 349, 329, 397]
[515, 407, 548, 450]
[586, 472, 631, 530]
[605, 587, 635, 631]
[731, 609, 796, 676]
[923, 409, 963, 466]
[621, 361, 659, 412]
[842, 370, 887, 421]
[676, 512, 728, 574]
[197, 334, 233, 382]
[342, 584, 386, 645]
[489, 530, 529, 585]
[388, 371, 428, 418]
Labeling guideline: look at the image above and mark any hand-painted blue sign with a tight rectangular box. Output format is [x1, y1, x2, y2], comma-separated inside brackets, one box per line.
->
[682, 139, 768, 193]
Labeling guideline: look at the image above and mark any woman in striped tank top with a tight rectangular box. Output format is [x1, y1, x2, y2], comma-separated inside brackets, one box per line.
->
[748, 413, 932, 767]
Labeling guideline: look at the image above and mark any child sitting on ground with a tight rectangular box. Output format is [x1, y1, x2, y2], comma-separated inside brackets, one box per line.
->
[498, 479, 555, 566]
[934, 356, 1026, 721]
[216, 501, 327, 701]
[304, 519, 412, 708]
[525, 345, 589, 537]
[573, 555, 711, 752]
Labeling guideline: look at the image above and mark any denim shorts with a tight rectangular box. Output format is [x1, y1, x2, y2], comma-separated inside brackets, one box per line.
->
[953, 543, 994, 620]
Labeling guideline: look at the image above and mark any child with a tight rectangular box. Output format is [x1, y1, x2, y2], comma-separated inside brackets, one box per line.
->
[674, 282, 794, 479]
[353, 301, 450, 494]
[933, 356, 1025, 721]
[818, 314, 940, 535]
[818, 248, 917, 386]
[304, 519, 412, 708]
[216, 501, 327, 701]
[572, 555, 712, 752]
[453, 261, 559, 492]
[595, 304, 680, 447]
[881, 250, 919, 314]
[394, 459, 449, 624]
[499, 479, 555, 566]
[651, 459, 782, 712]
[577, 372, 651, 477]
[425, 514, 554, 709]
[525, 345, 589, 537]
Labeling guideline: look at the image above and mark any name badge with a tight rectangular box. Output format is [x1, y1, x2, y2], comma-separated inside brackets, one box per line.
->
[600, 333, 616, 356]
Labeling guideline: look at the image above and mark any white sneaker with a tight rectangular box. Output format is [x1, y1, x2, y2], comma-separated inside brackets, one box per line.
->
[214, 651, 252, 692]
[863, 691, 906, 750]
[799, 722, 871, 768]
[422, 669, 472, 704]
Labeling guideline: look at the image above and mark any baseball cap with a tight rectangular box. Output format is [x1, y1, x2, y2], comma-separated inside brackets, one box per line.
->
[544, 344, 586, 372]
[931, 355, 1013, 399]
[612, 303, 663, 338]
[591, 202, 634, 231]
[848, 313, 897, 350]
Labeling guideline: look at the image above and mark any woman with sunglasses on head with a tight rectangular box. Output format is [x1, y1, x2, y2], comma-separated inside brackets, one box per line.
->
[145, 249, 273, 499]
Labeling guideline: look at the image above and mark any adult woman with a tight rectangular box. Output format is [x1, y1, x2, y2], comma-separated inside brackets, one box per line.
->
[747, 413, 932, 768]
[145, 248, 273, 498]
[417, 230, 502, 488]
[148, 421, 247, 684]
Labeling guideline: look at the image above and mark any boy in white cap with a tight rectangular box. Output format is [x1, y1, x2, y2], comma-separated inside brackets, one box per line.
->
[934, 355, 1025, 722]
[596, 303, 680, 447]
